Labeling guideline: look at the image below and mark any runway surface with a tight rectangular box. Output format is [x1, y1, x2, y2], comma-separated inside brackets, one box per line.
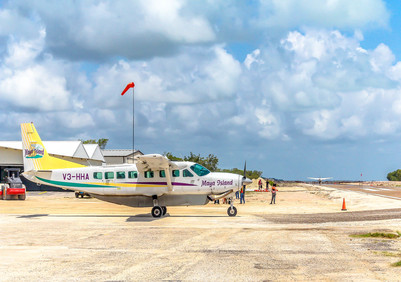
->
[1, 187, 401, 281]
[324, 183, 401, 200]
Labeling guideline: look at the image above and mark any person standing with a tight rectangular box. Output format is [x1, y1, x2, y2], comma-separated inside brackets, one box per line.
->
[240, 185, 246, 204]
[235, 190, 239, 199]
[270, 184, 277, 204]
[265, 179, 269, 191]
[258, 179, 262, 190]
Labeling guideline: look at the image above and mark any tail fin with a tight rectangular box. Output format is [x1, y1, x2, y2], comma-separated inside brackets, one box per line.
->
[21, 123, 86, 171]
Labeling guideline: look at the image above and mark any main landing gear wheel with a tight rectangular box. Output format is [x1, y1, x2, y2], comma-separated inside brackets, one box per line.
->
[227, 206, 237, 217]
[151, 206, 163, 218]
[161, 206, 167, 216]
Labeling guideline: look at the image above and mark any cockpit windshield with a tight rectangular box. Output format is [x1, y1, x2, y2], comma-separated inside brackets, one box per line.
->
[190, 164, 210, 176]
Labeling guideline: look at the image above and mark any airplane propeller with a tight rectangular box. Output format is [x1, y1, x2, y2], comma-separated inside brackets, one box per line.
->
[242, 161, 252, 186]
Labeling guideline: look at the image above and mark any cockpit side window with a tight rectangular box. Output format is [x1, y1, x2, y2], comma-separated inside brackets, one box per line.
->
[190, 164, 210, 176]
[183, 169, 193, 177]
[159, 170, 166, 178]
[172, 170, 180, 177]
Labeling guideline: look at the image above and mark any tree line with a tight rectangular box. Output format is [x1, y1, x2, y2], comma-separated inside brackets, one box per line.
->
[387, 169, 401, 181]
[164, 152, 263, 179]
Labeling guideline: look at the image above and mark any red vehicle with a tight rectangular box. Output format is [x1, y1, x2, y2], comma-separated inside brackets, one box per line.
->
[1, 168, 26, 200]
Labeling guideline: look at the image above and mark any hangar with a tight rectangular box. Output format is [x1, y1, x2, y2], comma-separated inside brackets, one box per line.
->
[0, 141, 143, 190]
[102, 149, 143, 164]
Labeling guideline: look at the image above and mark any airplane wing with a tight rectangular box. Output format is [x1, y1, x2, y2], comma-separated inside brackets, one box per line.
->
[308, 177, 333, 180]
[136, 154, 179, 172]
[136, 154, 178, 192]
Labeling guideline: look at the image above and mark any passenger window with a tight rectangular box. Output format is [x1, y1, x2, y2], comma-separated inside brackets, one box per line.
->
[116, 171, 125, 179]
[172, 170, 180, 177]
[145, 171, 154, 178]
[93, 172, 102, 179]
[128, 171, 138, 178]
[105, 172, 114, 179]
[183, 169, 193, 177]
[159, 170, 166, 178]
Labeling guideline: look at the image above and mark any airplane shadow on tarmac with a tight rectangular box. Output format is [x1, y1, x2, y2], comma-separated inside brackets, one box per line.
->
[17, 214, 159, 222]
[17, 214, 49, 218]
[16, 213, 228, 222]
[126, 214, 229, 222]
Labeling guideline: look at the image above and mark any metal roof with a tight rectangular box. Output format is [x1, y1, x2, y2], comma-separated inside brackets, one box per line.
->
[83, 144, 105, 162]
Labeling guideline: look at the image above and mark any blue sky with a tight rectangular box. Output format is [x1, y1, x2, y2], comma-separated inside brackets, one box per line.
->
[1, 0, 401, 180]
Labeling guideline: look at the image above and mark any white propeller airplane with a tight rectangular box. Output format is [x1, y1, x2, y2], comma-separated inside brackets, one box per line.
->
[21, 123, 252, 217]
[308, 177, 333, 185]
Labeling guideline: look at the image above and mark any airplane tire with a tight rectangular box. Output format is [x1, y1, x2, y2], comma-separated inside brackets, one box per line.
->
[151, 206, 163, 218]
[161, 206, 167, 216]
[227, 206, 237, 217]
[19, 194, 26, 200]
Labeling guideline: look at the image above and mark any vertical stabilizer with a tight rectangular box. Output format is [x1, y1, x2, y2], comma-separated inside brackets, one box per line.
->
[21, 123, 86, 171]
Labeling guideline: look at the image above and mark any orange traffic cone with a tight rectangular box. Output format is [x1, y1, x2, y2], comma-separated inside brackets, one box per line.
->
[341, 198, 347, 211]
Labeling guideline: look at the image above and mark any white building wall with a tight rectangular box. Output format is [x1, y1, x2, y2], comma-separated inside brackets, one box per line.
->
[104, 156, 124, 165]
[0, 148, 22, 165]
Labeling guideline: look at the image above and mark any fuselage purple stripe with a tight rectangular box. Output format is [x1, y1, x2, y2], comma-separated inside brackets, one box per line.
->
[124, 181, 196, 186]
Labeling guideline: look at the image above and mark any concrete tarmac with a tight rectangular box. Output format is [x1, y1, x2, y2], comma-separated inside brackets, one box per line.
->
[325, 183, 401, 200]
[1, 186, 401, 281]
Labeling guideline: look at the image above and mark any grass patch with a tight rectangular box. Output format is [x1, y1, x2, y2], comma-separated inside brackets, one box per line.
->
[391, 260, 401, 267]
[377, 251, 401, 257]
[350, 232, 400, 239]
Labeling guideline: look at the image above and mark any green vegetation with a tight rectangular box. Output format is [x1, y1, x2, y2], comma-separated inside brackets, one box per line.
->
[391, 260, 401, 267]
[350, 232, 400, 239]
[218, 168, 263, 179]
[378, 251, 401, 257]
[387, 169, 401, 181]
[80, 138, 109, 149]
[163, 152, 263, 179]
[164, 152, 218, 171]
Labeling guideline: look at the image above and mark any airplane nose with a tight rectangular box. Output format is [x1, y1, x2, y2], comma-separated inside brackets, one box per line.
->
[242, 177, 252, 185]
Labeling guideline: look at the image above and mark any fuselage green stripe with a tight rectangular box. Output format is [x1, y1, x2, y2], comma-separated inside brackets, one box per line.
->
[36, 176, 118, 188]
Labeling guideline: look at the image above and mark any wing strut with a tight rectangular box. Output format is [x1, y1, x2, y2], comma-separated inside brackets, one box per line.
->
[165, 165, 173, 192]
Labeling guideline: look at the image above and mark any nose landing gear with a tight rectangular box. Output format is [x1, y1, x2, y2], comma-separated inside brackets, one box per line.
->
[227, 197, 237, 216]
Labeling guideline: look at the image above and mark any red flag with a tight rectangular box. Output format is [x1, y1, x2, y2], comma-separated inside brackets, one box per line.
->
[121, 82, 135, 96]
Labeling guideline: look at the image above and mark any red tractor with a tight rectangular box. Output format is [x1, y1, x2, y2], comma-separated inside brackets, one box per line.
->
[1, 168, 26, 200]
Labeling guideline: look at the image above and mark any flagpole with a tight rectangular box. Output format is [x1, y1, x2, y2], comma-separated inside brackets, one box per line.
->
[132, 87, 135, 162]
[121, 82, 136, 163]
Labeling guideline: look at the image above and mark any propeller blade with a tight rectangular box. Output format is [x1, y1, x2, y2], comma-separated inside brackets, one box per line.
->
[241, 161, 252, 185]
